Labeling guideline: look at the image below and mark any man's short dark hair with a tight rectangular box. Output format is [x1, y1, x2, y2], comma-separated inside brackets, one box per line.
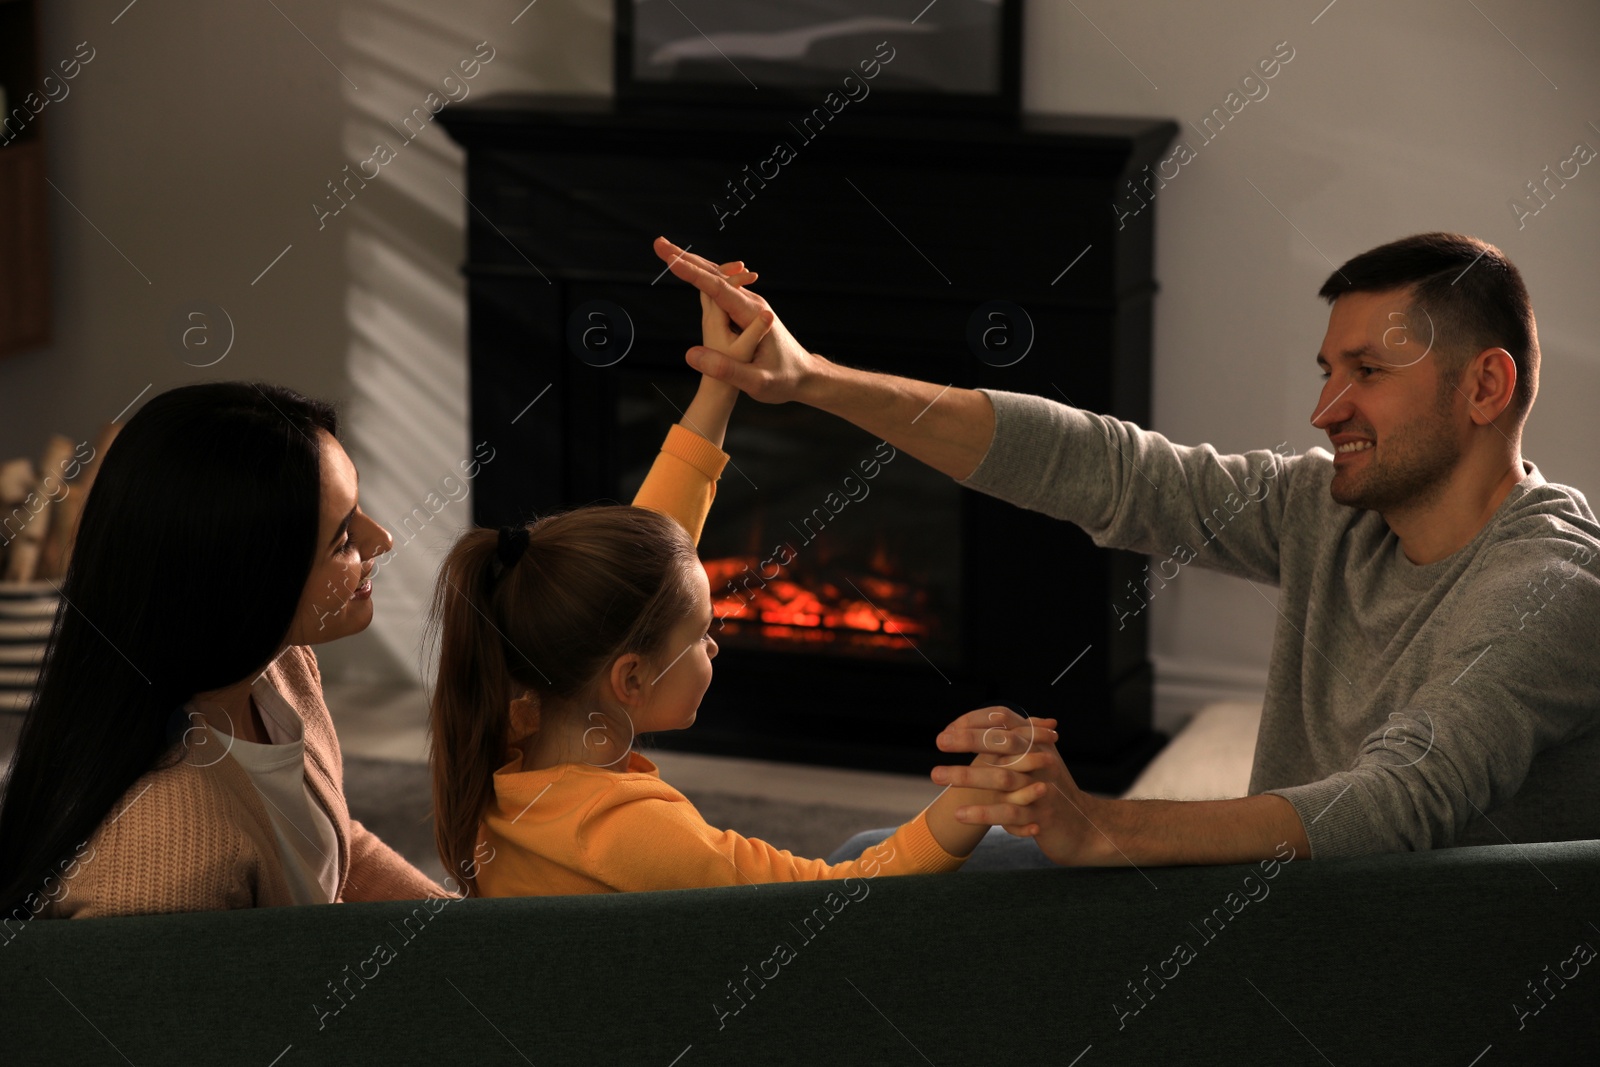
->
[1318, 232, 1539, 425]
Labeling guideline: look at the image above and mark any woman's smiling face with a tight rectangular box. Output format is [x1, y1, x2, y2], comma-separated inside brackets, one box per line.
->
[283, 430, 393, 647]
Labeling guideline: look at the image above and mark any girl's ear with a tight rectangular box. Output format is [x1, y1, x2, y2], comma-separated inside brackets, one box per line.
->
[607, 653, 647, 707]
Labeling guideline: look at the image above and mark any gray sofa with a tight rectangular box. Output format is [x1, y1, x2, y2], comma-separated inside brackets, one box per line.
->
[5, 839, 1596, 1064]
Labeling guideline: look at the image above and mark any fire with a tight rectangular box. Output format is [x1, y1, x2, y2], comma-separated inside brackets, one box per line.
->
[703, 556, 929, 653]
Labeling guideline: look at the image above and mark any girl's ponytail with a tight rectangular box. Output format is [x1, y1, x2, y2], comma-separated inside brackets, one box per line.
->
[426, 527, 519, 896]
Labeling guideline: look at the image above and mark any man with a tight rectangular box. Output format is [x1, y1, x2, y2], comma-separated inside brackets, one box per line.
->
[654, 231, 1600, 866]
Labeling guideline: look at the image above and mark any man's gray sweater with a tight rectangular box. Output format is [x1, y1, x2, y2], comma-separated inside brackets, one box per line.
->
[957, 389, 1600, 858]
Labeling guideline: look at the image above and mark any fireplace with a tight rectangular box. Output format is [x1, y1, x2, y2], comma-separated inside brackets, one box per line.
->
[442, 95, 1176, 790]
[618, 374, 964, 668]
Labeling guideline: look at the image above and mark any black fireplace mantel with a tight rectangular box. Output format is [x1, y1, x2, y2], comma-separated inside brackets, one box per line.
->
[442, 95, 1177, 789]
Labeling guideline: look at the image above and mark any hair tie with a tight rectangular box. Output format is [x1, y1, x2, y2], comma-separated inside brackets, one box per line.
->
[490, 524, 531, 584]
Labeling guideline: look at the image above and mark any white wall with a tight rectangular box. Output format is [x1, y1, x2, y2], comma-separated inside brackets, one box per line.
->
[3, 1, 1596, 727]
[1, 0, 610, 682]
[1021, 0, 1600, 728]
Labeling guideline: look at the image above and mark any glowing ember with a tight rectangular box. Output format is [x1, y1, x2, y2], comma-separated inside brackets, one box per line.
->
[703, 555, 931, 654]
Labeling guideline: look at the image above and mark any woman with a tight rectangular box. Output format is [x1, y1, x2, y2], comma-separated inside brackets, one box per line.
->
[0, 382, 444, 921]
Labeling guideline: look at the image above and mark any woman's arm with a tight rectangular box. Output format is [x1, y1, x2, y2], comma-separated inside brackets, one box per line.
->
[42, 763, 291, 918]
[281, 646, 450, 900]
[342, 820, 451, 900]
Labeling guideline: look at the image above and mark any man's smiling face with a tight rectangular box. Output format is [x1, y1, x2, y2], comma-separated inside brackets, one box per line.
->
[1310, 289, 1467, 514]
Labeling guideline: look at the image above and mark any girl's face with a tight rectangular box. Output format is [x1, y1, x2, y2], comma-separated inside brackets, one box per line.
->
[283, 431, 394, 647]
[631, 564, 718, 734]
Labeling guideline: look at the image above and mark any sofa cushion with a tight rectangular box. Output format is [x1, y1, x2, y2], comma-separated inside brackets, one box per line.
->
[1123, 701, 1263, 800]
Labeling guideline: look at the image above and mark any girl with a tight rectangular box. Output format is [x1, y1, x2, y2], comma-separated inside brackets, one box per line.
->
[0, 382, 444, 920]
[427, 290, 1051, 895]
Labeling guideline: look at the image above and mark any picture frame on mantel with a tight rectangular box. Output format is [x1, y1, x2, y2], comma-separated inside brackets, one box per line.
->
[0, 0, 52, 358]
[614, 0, 1023, 117]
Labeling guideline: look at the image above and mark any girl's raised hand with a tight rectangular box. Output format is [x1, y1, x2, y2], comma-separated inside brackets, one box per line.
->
[657, 237, 816, 405]
[673, 262, 775, 449]
[715, 259, 758, 292]
[701, 289, 773, 365]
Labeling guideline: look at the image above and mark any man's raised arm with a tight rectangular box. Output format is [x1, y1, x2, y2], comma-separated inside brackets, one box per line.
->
[653, 236, 997, 481]
[805, 361, 997, 482]
[654, 237, 1298, 591]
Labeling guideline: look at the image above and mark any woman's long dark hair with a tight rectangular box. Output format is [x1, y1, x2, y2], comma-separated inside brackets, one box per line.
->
[0, 382, 337, 919]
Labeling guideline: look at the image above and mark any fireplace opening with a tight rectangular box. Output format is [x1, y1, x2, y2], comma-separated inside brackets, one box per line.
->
[615, 372, 964, 669]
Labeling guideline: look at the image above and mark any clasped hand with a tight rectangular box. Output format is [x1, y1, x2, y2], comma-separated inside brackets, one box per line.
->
[932, 706, 1108, 867]
[655, 236, 814, 403]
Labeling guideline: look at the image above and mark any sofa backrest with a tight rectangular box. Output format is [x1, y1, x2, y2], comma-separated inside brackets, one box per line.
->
[4, 840, 1595, 1062]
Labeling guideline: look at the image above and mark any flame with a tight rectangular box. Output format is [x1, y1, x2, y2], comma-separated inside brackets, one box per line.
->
[703, 555, 928, 652]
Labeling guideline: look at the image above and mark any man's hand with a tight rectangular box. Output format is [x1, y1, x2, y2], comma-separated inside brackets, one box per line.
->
[931, 707, 1107, 865]
[916, 706, 1060, 858]
[933, 706, 1312, 868]
[651, 236, 999, 482]
[654, 236, 818, 404]
[699, 286, 769, 365]
[675, 261, 771, 450]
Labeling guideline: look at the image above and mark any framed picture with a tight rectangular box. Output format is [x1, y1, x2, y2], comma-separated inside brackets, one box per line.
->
[615, 0, 1022, 115]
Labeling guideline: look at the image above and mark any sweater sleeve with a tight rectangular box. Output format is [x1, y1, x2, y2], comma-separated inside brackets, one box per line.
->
[1263, 530, 1600, 857]
[578, 789, 965, 891]
[341, 819, 452, 901]
[630, 423, 730, 546]
[957, 389, 1304, 584]
[45, 765, 273, 919]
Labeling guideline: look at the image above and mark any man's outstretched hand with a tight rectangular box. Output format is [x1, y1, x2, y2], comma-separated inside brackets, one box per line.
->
[653, 236, 818, 404]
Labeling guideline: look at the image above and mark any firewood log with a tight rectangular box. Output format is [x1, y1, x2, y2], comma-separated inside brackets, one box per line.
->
[0, 458, 40, 583]
[5, 437, 73, 583]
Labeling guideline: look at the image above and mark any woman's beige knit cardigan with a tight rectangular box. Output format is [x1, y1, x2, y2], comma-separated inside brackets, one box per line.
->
[42, 645, 446, 918]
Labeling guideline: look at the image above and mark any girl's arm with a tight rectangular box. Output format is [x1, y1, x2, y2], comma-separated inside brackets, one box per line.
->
[571, 743, 1052, 891]
[630, 284, 773, 544]
[677, 284, 772, 449]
